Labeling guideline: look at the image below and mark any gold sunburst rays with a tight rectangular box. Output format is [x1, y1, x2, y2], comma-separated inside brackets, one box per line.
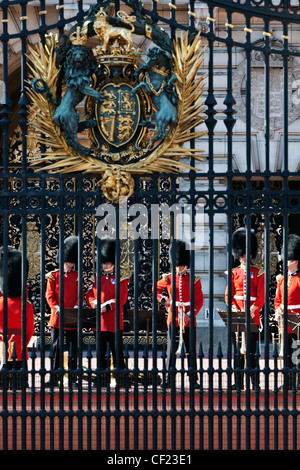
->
[171, 33, 207, 152]
[26, 36, 72, 163]
[26, 31, 206, 201]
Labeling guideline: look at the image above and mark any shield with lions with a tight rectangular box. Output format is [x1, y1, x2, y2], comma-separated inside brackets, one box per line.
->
[96, 82, 141, 149]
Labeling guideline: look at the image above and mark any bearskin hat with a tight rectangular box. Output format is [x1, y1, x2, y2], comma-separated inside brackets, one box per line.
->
[0, 246, 28, 298]
[232, 227, 258, 259]
[169, 240, 190, 268]
[286, 234, 300, 262]
[56, 236, 78, 264]
[100, 239, 115, 264]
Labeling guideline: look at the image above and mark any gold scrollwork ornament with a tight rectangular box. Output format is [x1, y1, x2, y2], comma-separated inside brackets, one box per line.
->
[100, 168, 135, 202]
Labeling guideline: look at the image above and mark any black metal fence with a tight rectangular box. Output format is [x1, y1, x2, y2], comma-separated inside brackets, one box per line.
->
[1, 0, 300, 451]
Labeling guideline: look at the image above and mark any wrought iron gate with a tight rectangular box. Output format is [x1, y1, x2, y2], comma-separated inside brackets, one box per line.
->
[1, 0, 300, 452]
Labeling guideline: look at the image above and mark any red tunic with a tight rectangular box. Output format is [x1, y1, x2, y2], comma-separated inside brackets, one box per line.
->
[225, 265, 265, 327]
[86, 274, 129, 332]
[275, 272, 300, 334]
[0, 297, 34, 361]
[46, 269, 81, 330]
[156, 272, 203, 327]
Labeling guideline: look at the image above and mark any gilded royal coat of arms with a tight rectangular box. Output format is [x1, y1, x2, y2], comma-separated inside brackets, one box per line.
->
[27, 0, 206, 202]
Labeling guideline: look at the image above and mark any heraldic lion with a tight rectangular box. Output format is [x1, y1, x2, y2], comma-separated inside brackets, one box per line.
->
[52, 44, 104, 156]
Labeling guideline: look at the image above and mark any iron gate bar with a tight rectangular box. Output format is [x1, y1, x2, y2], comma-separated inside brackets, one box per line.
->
[206, 3, 216, 449]
[224, 7, 235, 450]
[263, 17, 271, 451]
[208, 0, 300, 21]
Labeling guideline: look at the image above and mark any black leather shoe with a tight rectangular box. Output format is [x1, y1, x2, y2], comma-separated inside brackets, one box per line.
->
[189, 381, 200, 389]
[161, 380, 171, 389]
[70, 381, 79, 388]
[44, 378, 59, 388]
[231, 383, 244, 390]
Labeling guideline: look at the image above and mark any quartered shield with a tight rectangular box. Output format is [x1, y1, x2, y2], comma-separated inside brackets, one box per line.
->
[96, 82, 140, 148]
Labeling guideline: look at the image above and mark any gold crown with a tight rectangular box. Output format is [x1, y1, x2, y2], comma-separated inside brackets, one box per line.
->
[69, 24, 89, 46]
[92, 42, 141, 66]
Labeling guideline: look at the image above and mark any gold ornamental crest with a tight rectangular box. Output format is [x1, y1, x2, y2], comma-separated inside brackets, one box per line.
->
[27, 0, 206, 202]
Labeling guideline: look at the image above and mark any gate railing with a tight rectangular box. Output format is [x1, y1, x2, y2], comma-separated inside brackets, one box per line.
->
[1, 0, 300, 451]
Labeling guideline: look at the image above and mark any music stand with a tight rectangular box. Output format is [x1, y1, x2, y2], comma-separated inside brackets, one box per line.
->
[127, 309, 167, 334]
[217, 309, 258, 334]
[287, 313, 300, 337]
[63, 308, 97, 329]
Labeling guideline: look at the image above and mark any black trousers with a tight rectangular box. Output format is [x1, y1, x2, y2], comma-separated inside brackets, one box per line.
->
[285, 333, 297, 368]
[94, 330, 125, 370]
[283, 333, 298, 388]
[232, 331, 259, 386]
[51, 327, 78, 373]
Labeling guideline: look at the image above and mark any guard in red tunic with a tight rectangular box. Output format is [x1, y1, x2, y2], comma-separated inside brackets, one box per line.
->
[86, 240, 129, 372]
[157, 240, 203, 387]
[225, 228, 265, 389]
[0, 246, 34, 389]
[275, 234, 300, 389]
[46, 236, 81, 386]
